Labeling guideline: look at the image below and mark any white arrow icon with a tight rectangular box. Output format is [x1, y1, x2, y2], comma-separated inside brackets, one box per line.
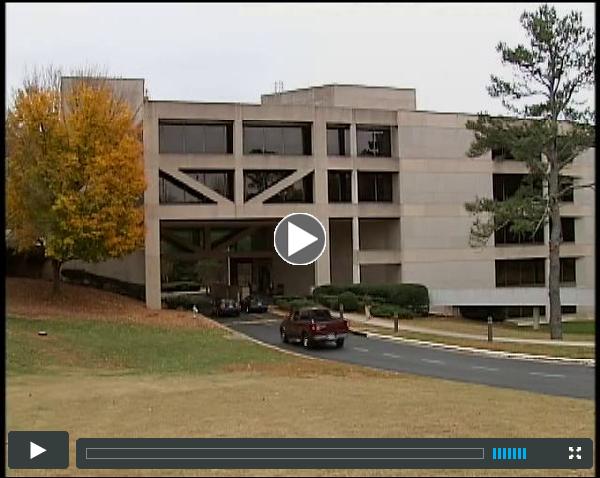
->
[287, 221, 318, 257]
[30, 441, 46, 459]
[568, 446, 582, 460]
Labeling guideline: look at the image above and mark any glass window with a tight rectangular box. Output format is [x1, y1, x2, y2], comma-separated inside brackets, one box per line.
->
[559, 175, 574, 202]
[159, 173, 215, 204]
[492, 174, 542, 201]
[358, 172, 393, 202]
[244, 126, 265, 154]
[162, 227, 204, 250]
[491, 147, 515, 160]
[327, 126, 350, 156]
[357, 126, 391, 157]
[328, 171, 352, 203]
[264, 127, 284, 154]
[159, 124, 185, 153]
[282, 126, 304, 155]
[265, 173, 313, 203]
[358, 173, 376, 201]
[159, 122, 232, 154]
[376, 174, 393, 201]
[494, 222, 544, 245]
[243, 123, 312, 155]
[184, 170, 234, 200]
[561, 217, 575, 242]
[560, 258, 576, 285]
[493, 174, 523, 201]
[549, 217, 576, 243]
[184, 124, 205, 153]
[204, 125, 228, 153]
[243, 170, 294, 201]
[495, 259, 545, 287]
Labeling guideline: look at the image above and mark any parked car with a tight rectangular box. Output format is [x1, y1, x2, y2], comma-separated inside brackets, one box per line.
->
[240, 294, 269, 313]
[212, 298, 241, 317]
[279, 306, 349, 349]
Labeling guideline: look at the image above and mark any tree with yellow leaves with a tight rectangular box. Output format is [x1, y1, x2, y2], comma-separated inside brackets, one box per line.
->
[6, 69, 145, 293]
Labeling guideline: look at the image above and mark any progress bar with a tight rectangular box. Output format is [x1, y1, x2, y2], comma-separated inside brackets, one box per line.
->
[76, 438, 592, 469]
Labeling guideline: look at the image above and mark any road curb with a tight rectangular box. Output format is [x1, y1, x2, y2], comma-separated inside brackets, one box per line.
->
[268, 308, 594, 366]
[357, 329, 595, 366]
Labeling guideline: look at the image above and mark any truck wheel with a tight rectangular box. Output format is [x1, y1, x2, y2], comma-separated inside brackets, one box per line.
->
[335, 338, 345, 348]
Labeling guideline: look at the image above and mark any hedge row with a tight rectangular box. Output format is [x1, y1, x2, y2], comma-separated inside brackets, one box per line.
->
[162, 293, 213, 313]
[313, 284, 429, 314]
[315, 292, 361, 312]
[273, 296, 318, 311]
[369, 304, 413, 319]
[161, 281, 202, 292]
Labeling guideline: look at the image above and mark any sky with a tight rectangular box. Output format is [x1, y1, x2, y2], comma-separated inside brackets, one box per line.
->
[5, 2, 596, 115]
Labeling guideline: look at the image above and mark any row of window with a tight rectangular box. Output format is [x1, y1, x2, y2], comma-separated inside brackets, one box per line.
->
[495, 217, 576, 245]
[492, 174, 573, 202]
[495, 258, 577, 287]
[158, 170, 395, 204]
[158, 121, 394, 157]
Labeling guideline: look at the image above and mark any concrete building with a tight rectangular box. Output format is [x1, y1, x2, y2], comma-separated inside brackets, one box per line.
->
[64, 79, 595, 319]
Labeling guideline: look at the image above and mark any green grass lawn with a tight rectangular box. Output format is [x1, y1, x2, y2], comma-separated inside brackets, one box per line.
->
[549, 321, 595, 335]
[7, 316, 286, 376]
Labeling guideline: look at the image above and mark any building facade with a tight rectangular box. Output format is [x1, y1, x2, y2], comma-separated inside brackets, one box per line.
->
[65, 79, 596, 319]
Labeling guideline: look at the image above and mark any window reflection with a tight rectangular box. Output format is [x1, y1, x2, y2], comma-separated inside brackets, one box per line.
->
[243, 123, 312, 155]
[328, 171, 352, 202]
[357, 126, 391, 157]
[159, 122, 233, 154]
[358, 172, 393, 202]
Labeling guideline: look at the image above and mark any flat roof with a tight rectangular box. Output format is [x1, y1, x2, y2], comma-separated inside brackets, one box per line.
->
[263, 83, 417, 93]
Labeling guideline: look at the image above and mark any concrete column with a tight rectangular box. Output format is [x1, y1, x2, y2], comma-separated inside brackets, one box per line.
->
[145, 212, 161, 310]
[313, 106, 328, 205]
[313, 107, 330, 286]
[234, 105, 244, 209]
[351, 170, 358, 204]
[314, 217, 331, 286]
[352, 216, 360, 284]
[350, 116, 360, 284]
[533, 306, 540, 330]
[143, 103, 162, 309]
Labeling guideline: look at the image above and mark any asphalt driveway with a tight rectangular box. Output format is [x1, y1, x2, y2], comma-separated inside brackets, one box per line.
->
[215, 312, 594, 400]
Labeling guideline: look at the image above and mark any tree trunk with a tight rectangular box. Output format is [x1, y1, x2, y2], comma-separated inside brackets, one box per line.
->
[52, 259, 62, 295]
[548, 162, 562, 340]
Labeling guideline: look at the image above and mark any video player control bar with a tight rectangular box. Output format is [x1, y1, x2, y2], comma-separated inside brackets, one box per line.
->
[76, 438, 593, 469]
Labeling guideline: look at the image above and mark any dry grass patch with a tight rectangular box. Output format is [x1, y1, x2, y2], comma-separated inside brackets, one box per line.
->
[6, 372, 594, 477]
[351, 323, 595, 359]
[6, 278, 218, 330]
[374, 316, 594, 342]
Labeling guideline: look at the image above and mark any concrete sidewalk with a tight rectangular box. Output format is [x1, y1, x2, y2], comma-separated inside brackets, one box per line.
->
[342, 311, 595, 348]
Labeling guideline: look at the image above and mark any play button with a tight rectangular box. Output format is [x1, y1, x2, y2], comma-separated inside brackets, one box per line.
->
[8, 431, 69, 469]
[30, 442, 46, 459]
[274, 213, 326, 265]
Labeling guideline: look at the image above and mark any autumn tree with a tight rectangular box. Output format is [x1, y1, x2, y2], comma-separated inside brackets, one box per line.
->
[464, 5, 595, 339]
[6, 69, 146, 293]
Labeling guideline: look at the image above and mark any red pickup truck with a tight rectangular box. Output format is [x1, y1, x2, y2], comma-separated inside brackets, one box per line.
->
[280, 307, 349, 349]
